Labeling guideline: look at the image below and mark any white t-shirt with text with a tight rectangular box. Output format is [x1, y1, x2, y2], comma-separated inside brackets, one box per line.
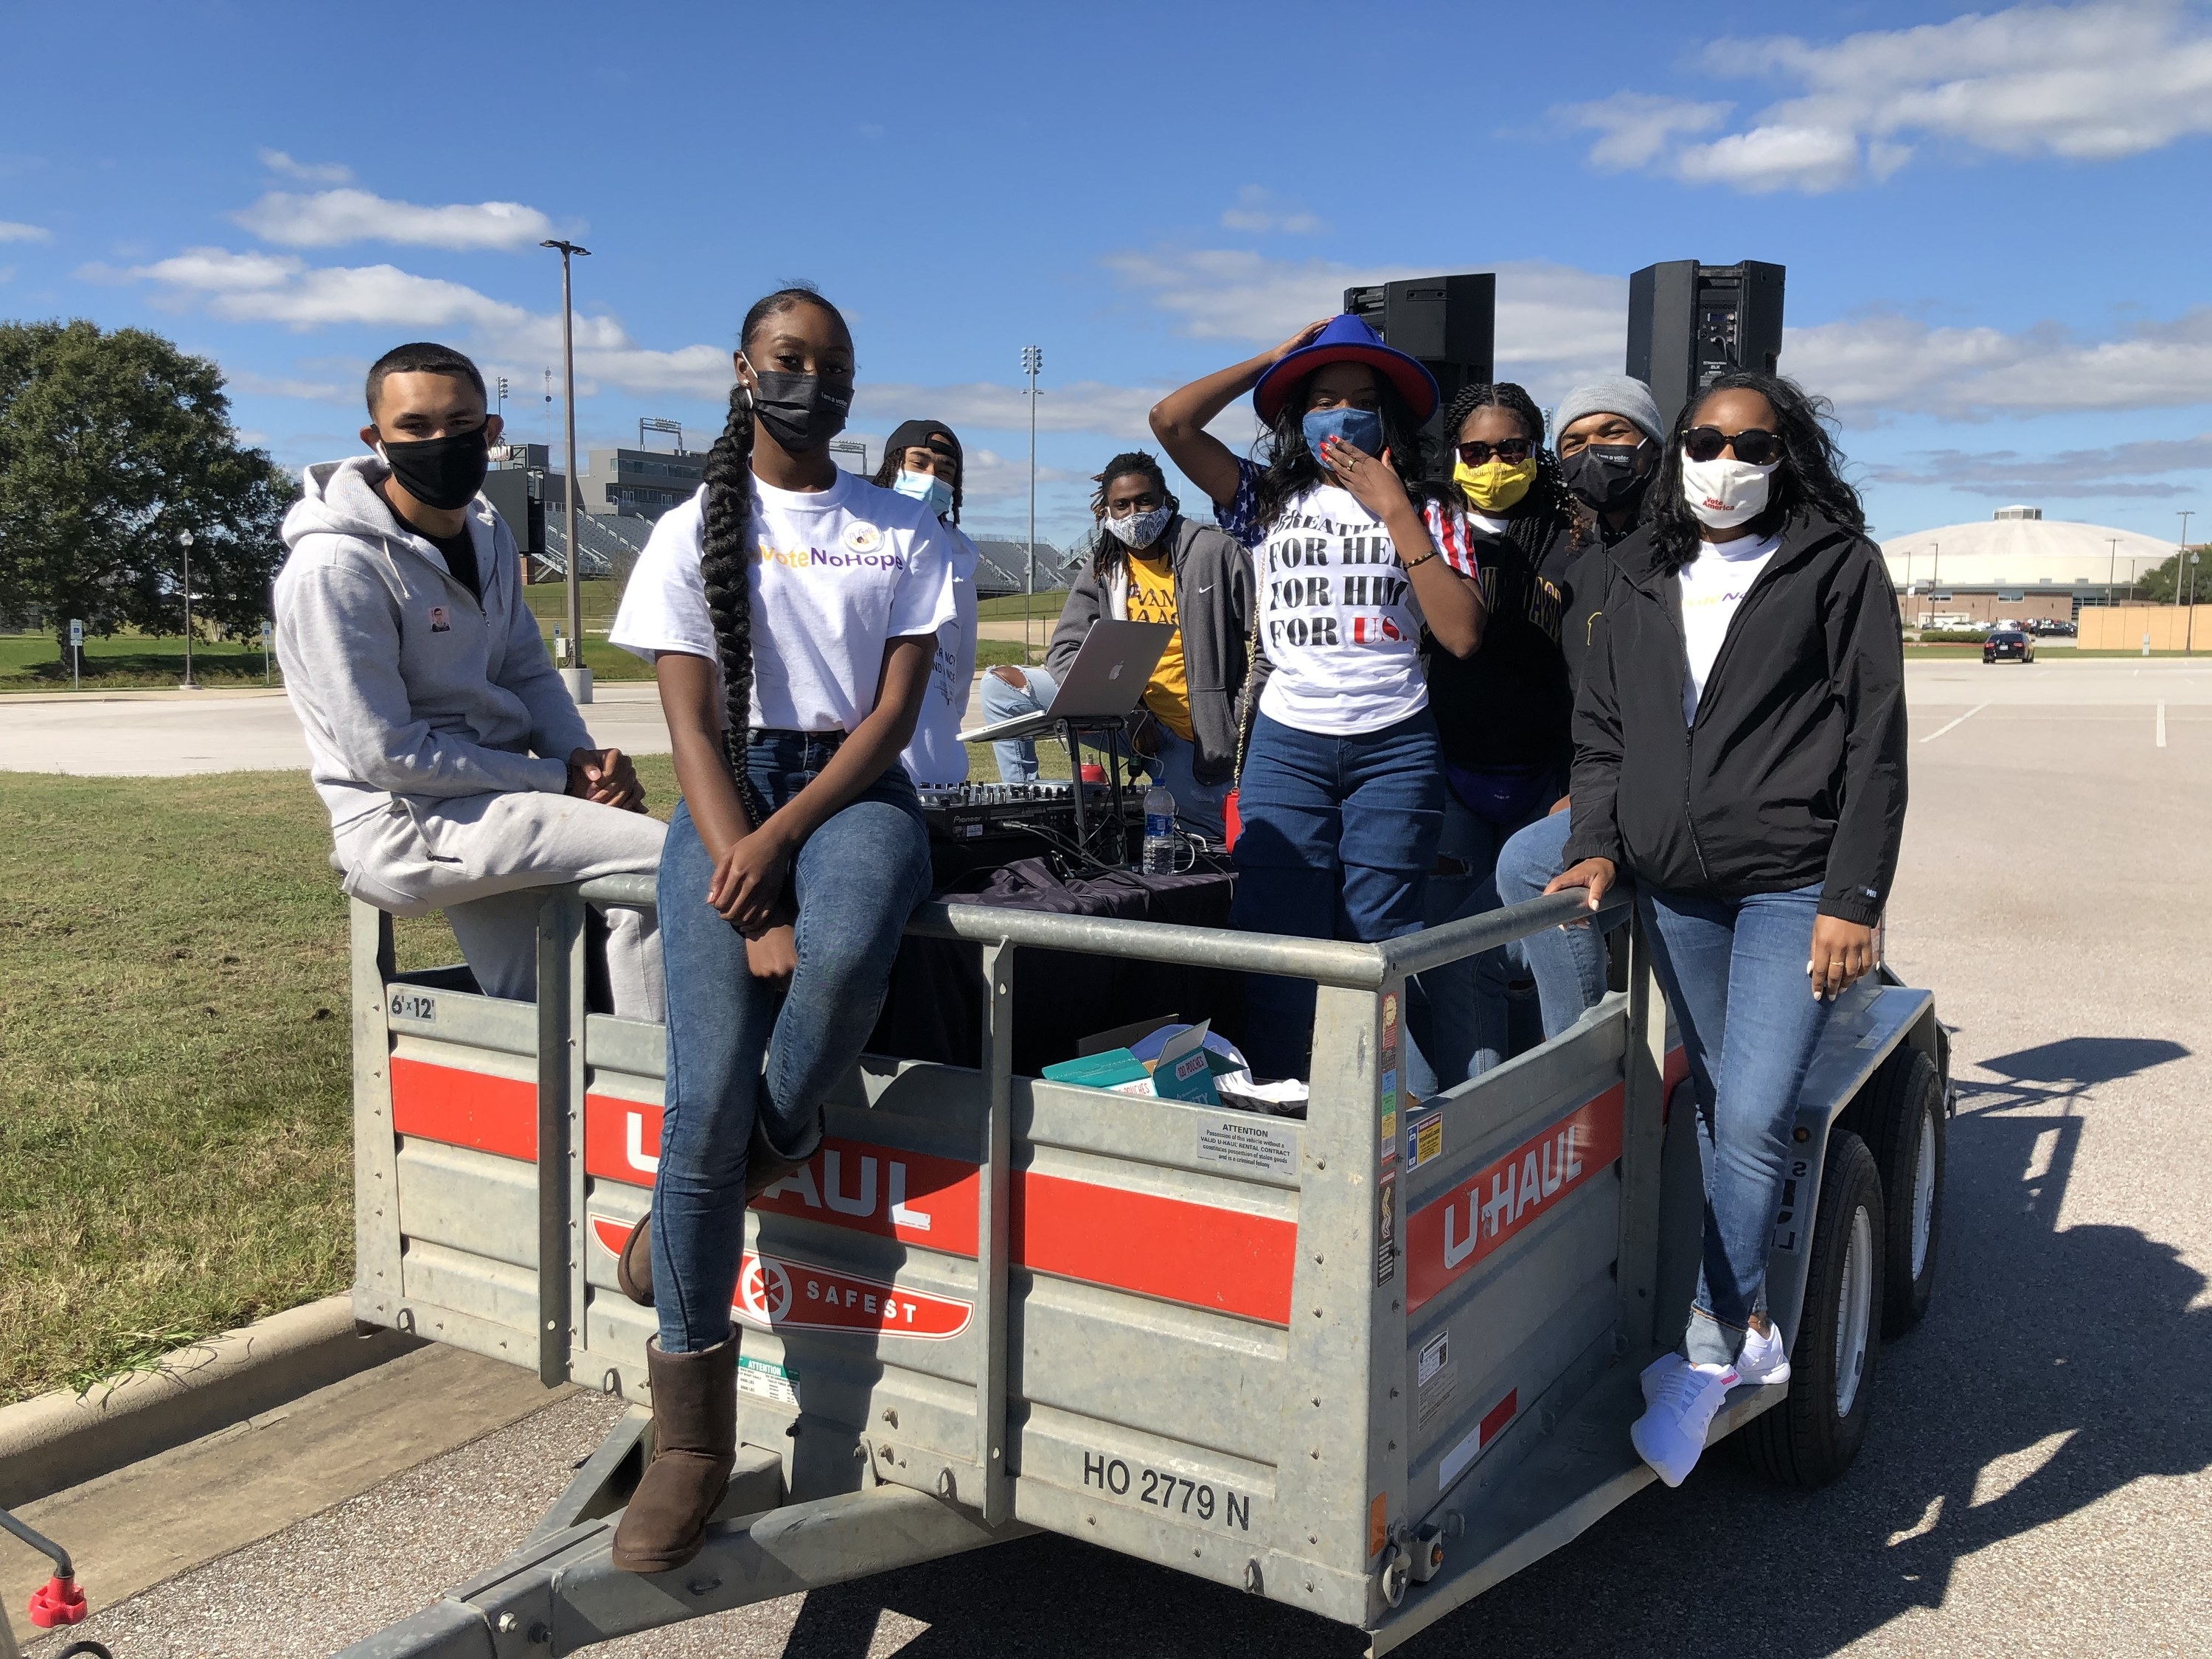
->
[1676, 532, 1781, 725]
[1253, 484, 1478, 736]
[610, 472, 956, 732]
[901, 521, 981, 785]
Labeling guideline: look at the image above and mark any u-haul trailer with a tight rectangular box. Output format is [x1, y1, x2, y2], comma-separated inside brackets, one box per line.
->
[340, 876, 1948, 1658]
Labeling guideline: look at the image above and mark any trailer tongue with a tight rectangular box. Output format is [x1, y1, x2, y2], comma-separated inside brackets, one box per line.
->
[341, 876, 1945, 1657]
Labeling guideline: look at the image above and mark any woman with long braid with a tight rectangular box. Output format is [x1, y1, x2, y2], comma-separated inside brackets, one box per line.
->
[604, 288, 955, 1573]
[1414, 383, 1596, 1085]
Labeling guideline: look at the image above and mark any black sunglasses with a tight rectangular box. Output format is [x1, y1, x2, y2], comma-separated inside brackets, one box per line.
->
[1454, 437, 1534, 466]
[1683, 426, 1786, 467]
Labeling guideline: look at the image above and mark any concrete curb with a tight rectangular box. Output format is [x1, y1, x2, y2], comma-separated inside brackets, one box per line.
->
[0, 1296, 420, 1508]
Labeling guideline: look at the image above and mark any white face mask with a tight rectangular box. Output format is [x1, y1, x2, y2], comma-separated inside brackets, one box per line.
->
[1104, 505, 1172, 549]
[1680, 453, 1778, 529]
[891, 469, 954, 518]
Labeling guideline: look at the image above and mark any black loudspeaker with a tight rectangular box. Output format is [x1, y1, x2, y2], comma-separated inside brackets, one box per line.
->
[1341, 274, 1496, 427]
[1627, 260, 1786, 431]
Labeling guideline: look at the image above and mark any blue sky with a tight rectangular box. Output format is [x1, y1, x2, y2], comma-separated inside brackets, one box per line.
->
[4, 0, 2211, 556]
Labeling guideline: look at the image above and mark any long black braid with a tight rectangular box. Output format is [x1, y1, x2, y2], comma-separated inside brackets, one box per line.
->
[699, 286, 849, 822]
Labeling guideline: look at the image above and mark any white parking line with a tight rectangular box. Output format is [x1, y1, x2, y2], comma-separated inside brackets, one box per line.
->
[2157, 702, 2167, 748]
[1920, 703, 1989, 744]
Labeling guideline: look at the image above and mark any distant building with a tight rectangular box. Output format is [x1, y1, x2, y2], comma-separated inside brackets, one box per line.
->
[584, 448, 707, 521]
[970, 538, 1077, 598]
[1879, 507, 2179, 626]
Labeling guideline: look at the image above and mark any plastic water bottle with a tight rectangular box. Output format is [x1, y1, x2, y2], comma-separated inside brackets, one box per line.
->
[1141, 785, 1177, 874]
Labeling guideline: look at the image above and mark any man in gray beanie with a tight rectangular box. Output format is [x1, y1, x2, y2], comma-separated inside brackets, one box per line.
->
[1552, 375, 1663, 549]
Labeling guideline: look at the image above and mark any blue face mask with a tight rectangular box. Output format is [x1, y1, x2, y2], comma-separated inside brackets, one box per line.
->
[893, 468, 955, 518]
[1301, 406, 1384, 462]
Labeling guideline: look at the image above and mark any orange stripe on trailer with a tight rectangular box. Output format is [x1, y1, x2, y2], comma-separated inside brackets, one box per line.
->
[1015, 1172, 1295, 1326]
[1405, 1085, 1627, 1312]
[390, 1057, 535, 1161]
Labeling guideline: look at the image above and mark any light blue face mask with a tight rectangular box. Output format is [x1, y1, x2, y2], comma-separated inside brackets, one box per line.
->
[893, 468, 955, 518]
[1301, 405, 1384, 461]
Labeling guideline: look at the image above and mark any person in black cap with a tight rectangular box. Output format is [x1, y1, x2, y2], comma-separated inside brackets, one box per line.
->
[873, 420, 981, 786]
[1151, 316, 1484, 1085]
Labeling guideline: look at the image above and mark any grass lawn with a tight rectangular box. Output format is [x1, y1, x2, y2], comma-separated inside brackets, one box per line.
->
[0, 756, 681, 1405]
[0, 632, 280, 692]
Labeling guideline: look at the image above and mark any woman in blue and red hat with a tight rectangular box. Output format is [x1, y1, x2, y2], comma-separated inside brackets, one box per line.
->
[1151, 316, 1485, 1083]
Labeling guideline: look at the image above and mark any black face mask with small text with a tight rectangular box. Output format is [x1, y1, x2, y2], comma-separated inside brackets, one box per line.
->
[380, 428, 490, 512]
[1558, 442, 1650, 513]
[750, 371, 852, 452]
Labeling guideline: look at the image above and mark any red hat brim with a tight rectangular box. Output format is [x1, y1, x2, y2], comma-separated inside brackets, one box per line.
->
[1253, 338, 1440, 426]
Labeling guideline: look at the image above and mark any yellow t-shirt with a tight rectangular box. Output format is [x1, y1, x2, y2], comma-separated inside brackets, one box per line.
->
[1126, 550, 1192, 740]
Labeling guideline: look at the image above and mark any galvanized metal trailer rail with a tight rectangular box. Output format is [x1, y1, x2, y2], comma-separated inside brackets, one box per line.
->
[341, 875, 1947, 1658]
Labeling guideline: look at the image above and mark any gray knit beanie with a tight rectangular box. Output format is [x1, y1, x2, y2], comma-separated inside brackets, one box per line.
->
[1553, 376, 1664, 447]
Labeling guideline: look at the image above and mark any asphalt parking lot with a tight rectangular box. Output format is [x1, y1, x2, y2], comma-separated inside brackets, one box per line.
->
[18, 658, 2212, 1658]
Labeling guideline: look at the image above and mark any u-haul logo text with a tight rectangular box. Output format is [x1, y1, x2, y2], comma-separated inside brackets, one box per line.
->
[1406, 1088, 1624, 1310]
[582, 1099, 979, 1256]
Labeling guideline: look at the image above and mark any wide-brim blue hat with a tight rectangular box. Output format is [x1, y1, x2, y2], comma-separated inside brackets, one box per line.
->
[1252, 313, 1440, 426]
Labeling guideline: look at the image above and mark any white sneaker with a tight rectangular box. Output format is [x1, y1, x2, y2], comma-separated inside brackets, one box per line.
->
[1631, 1360, 1736, 1488]
[1640, 1349, 1688, 1408]
[1735, 1321, 1792, 1388]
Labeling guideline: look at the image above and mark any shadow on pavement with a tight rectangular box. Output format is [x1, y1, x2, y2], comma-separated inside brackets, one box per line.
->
[762, 1034, 2204, 1659]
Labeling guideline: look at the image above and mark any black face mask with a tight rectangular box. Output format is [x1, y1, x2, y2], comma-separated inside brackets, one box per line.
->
[379, 428, 490, 511]
[749, 370, 852, 452]
[1558, 441, 1651, 512]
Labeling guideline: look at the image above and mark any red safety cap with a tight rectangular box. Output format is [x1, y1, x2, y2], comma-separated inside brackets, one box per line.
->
[1079, 764, 1107, 784]
[29, 1573, 88, 1627]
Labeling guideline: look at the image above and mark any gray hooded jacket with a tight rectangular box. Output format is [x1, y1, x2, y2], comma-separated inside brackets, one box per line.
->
[273, 455, 595, 835]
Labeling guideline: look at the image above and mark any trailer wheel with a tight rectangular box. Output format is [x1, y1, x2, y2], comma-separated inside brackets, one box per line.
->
[1742, 1130, 1884, 1489]
[1846, 1046, 1945, 1335]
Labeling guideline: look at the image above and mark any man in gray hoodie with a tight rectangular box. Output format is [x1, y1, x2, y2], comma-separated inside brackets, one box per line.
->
[274, 342, 665, 1018]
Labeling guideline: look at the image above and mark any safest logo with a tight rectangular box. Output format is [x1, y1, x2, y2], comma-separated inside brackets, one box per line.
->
[734, 1251, 972, 1340]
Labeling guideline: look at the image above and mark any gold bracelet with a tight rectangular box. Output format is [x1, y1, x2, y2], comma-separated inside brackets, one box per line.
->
[1402, 549, 1440, 571]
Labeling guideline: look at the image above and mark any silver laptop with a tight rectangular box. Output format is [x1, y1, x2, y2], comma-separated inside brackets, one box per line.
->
[961, 619, 1174, 745]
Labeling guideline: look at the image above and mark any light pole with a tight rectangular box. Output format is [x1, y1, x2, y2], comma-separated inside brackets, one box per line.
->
[1020, 344, 1042, 658]
[178, 528, 198, 690]
[541, 238, 593, 703]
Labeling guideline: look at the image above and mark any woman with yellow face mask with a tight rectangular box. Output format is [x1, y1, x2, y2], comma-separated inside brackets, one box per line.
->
[1411, 381, 1591, 1089]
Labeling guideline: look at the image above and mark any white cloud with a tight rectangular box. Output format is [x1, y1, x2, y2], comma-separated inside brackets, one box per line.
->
[1219, 185, 1326, 236]
[0, 220, 52, 243]
[1107, 248, 1629, 406]
[1866, 432, 2212, 498]
[234, 188, 554, 251]
[1784, 305, 2212, 420]
[856, 380, 1166, 440]
[1567, 0, 2212, 192]
[258, 148, 353, 185]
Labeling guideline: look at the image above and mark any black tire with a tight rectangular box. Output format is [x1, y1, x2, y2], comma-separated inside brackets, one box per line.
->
[1742, 1130, 1885, 1489]
[1844, 1046, 1946, 1336]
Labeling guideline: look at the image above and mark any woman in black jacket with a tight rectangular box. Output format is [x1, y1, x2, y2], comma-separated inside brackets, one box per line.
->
[1547, 371, 1907, 1488]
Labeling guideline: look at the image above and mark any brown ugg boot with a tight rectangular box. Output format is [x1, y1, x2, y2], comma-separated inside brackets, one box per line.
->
[612, 1120, 816, 1310]
[611, 1332, 737, 1573]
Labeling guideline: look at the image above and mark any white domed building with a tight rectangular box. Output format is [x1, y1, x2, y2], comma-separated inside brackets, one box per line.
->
[1879, 507, 2177, 627]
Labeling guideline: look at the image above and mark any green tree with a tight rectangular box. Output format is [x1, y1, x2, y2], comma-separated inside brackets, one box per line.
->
[2138, 546, 2206, 606]
[0, 319, 297, 653]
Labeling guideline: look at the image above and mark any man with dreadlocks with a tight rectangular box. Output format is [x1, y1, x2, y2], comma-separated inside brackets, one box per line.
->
[979, 450, 1251, 838]
[872, 419, 981, 786]
[605, 287, 956, 1575]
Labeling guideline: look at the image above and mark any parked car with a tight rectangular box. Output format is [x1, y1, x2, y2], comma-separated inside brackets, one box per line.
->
[1984, 627, 2034, 664]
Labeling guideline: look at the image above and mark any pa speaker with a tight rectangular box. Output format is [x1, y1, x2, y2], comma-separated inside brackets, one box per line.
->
[1341, 274, 1497, 420]
[1627, 260, 1786, 431]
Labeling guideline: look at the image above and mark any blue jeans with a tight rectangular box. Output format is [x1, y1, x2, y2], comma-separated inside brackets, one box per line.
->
[1494, 810, 1610, 1040]
[1638, 881, 1833, 1368]
[650, 734, 935, 1354]
[1228, 709, 1443, 1084]
[979, 665, 1231, 838]
[1409, 790, 1550, 1088]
